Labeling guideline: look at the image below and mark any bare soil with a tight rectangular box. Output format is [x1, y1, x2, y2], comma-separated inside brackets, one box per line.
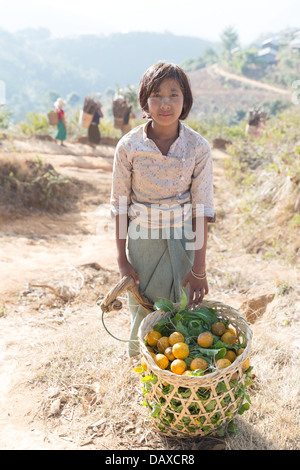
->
[0, 135, 299, 450]
[189, 66, 292, 116]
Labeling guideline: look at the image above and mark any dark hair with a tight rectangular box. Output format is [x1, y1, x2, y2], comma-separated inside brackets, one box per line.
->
[138, 62, 193, 120]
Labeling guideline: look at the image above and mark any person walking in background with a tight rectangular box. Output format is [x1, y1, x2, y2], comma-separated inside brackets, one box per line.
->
[88, 102, 103, 145]
[54, 98, 67, 146]
[113, 96, 135, 136]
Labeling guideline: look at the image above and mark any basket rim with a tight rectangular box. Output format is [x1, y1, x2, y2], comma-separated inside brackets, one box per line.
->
[137, 298, 252, 386]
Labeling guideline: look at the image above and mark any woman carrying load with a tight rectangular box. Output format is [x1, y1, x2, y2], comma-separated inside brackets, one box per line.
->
[54, 98, 67, 146]
[110, 62, 215, 357]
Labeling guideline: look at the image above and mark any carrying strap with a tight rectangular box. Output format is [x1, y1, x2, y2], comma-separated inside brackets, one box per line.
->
[98, 274, 153, 343]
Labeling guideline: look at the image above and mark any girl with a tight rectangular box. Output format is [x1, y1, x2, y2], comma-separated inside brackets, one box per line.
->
[111, 62, 215, 357]
[54, 98, 67, 146]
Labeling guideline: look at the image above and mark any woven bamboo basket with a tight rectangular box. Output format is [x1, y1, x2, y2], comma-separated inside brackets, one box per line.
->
[79, 110, 94, 129]
[99, 275, 253, 438]
[137, 300, 253, 438]
[114, 117, 124, 129]
[47, 111, 59, 126]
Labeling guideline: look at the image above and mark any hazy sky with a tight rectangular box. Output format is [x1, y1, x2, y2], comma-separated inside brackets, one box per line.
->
[1, 0, 299, 45]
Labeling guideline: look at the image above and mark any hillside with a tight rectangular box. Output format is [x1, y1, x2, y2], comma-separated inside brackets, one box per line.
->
[0, 28, 216, 118]
[188, 66, 291, 119]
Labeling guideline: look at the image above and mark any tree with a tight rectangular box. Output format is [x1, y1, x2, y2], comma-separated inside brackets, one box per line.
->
[0, 106, 13, 129]
[221, 26, 239, 60]
[66, 92, 80, 107]
[42, 90, 60, 111]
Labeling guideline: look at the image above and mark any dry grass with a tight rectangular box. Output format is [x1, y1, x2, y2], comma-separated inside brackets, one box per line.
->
[227, 288, 300, 450]
[26, 281, 299, 450]
[0, 156, 80, 213]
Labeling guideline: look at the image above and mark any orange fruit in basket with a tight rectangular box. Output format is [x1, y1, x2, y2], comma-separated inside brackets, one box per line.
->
[197, 332, 214, 348]
[171, 359, 187, 375]
[242, 358, 250, 372]
[221, 331, 236, 345]
[145, 329, 162, 346]
[157, 336, 170, 353]
[154, 354, 169, 370]
[141, 356, 148, 370]
[190, 357, 207, 372]
[216, 358, 232, 369]
[164, 346, 176, 361]
[227, 327, 237, 336]
[169, 331, 185, 346]
[237, 348, 245, 356]
[224, 350, 237, 363]
[211, 322, 226, 336]
[172, 342, 189, 360]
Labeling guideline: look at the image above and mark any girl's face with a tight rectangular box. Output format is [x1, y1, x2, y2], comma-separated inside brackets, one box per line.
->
[147, 78, 184, 129]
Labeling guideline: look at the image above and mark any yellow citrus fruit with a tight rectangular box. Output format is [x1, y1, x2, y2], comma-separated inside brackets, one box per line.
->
[170, 359, 187, 375]
[141, 356, 148, 370]
[227, 327, 236, 336]
[164, 346, 176, 361]
[197, 332, 214, 348]
[145, 329, 162, 346]
[172, 342, 189, 360]
[169, 331, 185, 346]
[237, 348, 245, 356]
[211, 322, 226, 336]
[157, 336, 170, 353]
[182, 370, 192, 376]
[224, 350, 237, 363]
[221, 331, 237, 345]
[190, 357, 207, 372]
[216, 358, 232, 369]
[154, 353, 169, 370]
[242, 358, 250, 372]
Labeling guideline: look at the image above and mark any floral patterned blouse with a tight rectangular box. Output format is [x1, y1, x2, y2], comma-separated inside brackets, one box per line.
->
[111, 120, 215, 228]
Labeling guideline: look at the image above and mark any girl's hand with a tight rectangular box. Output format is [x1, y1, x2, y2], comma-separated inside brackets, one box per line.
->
[118, 258, 140, 285]
[183, 272, 208, 305]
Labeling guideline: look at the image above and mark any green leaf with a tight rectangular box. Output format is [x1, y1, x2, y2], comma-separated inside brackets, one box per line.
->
[181, 308, 218, 327]
[227, 419, 239, 435]
[238, 403, 250, 415]
[189, 344, 227, 360]
[178, 289, 188, 313]
[150, 401, 161, 418]
[153, 298, 174, 312]
[141, 374, 158, 384]
[189, 369, 205, 376]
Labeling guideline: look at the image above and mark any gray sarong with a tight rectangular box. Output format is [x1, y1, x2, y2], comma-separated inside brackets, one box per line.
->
[126, 221, 194, 357]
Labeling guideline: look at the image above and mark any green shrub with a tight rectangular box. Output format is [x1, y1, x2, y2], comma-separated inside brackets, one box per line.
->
[17, 111, 50, 136]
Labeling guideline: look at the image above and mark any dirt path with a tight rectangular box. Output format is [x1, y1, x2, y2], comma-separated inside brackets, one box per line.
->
[210, 64, 292, 96]
[0, 138, 298, 450]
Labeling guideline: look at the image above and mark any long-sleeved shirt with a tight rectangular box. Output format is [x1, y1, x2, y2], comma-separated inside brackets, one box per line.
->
[110, 120, 215, 228]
